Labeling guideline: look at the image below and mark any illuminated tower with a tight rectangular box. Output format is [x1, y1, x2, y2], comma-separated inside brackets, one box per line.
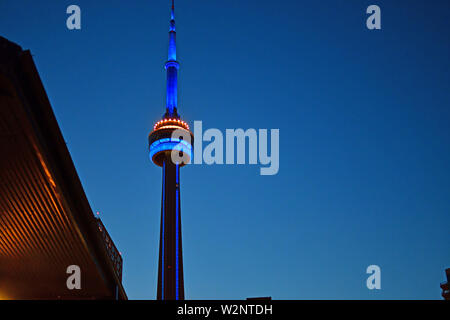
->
[148, 0, 193, 300]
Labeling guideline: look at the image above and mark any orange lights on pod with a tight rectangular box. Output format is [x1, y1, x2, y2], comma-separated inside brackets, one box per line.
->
[153, 118, 190, 131]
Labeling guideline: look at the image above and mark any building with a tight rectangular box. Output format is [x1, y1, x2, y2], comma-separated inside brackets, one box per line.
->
[148, 0, 193, 300]
[0, 36, 126, 300]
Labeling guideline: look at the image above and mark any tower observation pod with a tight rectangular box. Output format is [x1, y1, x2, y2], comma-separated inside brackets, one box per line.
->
[148, 0, 193, 300]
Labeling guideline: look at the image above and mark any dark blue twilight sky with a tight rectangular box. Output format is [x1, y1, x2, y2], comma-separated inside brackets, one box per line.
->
[1, 0, 449, 299]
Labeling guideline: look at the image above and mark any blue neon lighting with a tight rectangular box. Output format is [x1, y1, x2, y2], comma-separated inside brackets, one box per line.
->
[161, 161, 165, 300]
[149, 138, 192, 162]
[168, 33, 177, 61]
[175, 163, 179, 300]
[166, 63, 177, 115]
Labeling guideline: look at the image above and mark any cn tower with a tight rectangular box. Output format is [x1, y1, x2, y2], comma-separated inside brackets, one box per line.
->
[148, 0, 193, 300]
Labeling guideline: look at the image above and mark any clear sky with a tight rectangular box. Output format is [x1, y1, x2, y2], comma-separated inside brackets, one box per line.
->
[1, 0, 449, 299]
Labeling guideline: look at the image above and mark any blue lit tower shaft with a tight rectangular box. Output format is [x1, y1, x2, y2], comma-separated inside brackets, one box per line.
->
[157, 160, 184, 300]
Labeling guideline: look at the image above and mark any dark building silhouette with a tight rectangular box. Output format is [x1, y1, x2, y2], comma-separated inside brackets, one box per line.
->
[0, 36, 126, 299]
[441, 268, 450, 300]
[148, 0, 193, 300]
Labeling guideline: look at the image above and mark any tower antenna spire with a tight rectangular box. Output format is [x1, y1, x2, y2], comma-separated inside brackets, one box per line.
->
[171, 0, 175, 21]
